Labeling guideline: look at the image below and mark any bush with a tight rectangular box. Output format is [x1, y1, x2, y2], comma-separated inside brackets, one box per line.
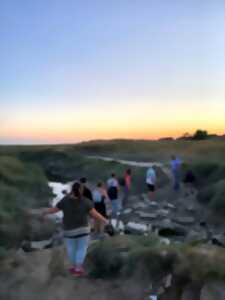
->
[0, 156, 52, 248]
[209, 180, 225, 213]
[192, 130, 208, 140]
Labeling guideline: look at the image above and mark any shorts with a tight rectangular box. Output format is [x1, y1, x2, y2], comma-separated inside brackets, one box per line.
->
[147, 184, 155, 192]
[94, 202, 107, 218]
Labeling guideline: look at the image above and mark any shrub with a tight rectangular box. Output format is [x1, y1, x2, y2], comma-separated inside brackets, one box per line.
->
[209, 180, 225, 213]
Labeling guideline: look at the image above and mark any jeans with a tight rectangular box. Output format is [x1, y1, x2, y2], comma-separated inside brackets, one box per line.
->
[65, 235, 89, 266]
[172, 169, 180, 191]
[111, 199, 121, 217]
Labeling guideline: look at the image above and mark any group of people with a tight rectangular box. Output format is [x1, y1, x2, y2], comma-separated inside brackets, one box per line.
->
[42, 155, 193, 278]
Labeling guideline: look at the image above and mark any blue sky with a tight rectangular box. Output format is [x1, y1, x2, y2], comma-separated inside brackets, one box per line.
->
[0, 0, 225, 144]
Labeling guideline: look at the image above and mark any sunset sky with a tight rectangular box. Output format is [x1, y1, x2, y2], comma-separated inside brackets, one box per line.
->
[1, 0, 225, 144]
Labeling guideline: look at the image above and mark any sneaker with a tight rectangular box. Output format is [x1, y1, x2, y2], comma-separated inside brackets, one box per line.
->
[73, 266, 86, 277]
[68, 266, 76, 274]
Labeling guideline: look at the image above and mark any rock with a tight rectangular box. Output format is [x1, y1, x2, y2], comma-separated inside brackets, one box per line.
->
[186, 230, 208, 243]
[163, 273, 173, 288]
[123, 208, 133, 214]
[30, 239, 53, 250]
[111, 219, 125, 231]
[173, 216, 195, 225]
[157, 219, 187, 237]
[132, 202, 148, 209]
[124, 222, 148, 235]
[166, 203, 176, 209]
[159, 238, 171, 246]
[185, 205, 195, 212]
[157, 209, 169, 217]
[200, 281, 225, 300]
[149, 201, 158, 207]
[136, 211, 158, 219]
[211, 234, 225, 247]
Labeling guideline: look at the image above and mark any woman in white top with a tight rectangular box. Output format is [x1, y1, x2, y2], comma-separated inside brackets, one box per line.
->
[146, 166, 156, 200]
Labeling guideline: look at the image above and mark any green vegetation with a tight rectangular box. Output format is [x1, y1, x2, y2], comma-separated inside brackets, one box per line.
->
[88, 235, 225, 283]
[0, 156, 52, 250]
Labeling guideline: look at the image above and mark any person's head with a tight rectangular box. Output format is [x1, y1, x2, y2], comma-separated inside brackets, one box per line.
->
[111, 173, 115, 178]
[126, 169, 131, 175]
[171, 155, 176, 160]
[80, 177, 87, 185]
[71, 182, 82, 198]
[97, 182, 103, 188]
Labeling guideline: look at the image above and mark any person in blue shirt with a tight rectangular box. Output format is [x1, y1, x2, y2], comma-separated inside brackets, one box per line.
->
[170, 155, 182, 191]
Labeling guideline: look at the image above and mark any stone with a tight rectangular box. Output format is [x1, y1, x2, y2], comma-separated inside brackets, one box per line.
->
[160, 238, 171, 246]
[149, 201, 158, 207]
[166, 203, 176, 209]
[157, 209, 169, 217]
[132, 202, 148, 209]
[136, 211, 158, 219]
[186, 230, 208, 243]
[157, 219, 187, 237]
[124, 222, 148, 235]
[31, 239, 52, 250]
[173, 216, 195, 225]
[163, 273, 173, 288]
[200, 281, 225, 300]
[186, 205, 195, 212]
[123, 208, 133, 214]
[211, 234, 225, 247]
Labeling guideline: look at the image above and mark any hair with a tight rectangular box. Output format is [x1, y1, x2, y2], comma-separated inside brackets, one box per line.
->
[111, 173, 115, 177]
[97, 182, 102, 188]
[71, 182, 82, 198]
[126, 169, 131, 175]
[80, 177, 87, 184]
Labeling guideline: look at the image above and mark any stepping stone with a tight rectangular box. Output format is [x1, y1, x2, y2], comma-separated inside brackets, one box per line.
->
[123, 208, 133, 214]
[136, 211, 158, 219]
[173, 216, 195, 225]
[158, 209, 169, 217]
[124, 222, 148, 235]
[132, 202, 148, 209]
[167, 203, 176, 209]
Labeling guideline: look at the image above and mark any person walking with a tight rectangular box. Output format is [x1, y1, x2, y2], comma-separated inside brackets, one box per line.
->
[170, 155, 182, 191]
[146, 166, 156, 200]
[122, 169, 132, 206]
[92, 182, 108, 238]
[107, 173, 120, 217]
[42, 182, 108, 277]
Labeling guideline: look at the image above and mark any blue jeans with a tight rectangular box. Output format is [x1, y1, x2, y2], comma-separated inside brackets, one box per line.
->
[111, 199, 121, 217]
[65, 235, 89, 266]
[172, 169, 180, 191]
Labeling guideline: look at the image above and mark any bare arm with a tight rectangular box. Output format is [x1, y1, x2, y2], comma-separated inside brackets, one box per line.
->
[43, 207, 60, 216]
[89, 208, 109, 224]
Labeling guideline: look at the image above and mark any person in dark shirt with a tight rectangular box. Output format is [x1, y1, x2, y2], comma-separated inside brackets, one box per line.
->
[42, 182, 108, 277]
[80, 177, 93, 201]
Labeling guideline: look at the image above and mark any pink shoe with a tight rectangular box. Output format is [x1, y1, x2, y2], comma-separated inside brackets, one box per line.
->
[73, 266, 86, 277]
[68, 266, 76, 274]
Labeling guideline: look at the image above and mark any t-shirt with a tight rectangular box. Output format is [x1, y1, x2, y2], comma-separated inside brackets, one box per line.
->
[171, 158, 181, 171]
[107, 178, 119, 200]
[83, 186, 93, 201]
[93, 190, 103, 203]
[56, 195, 94, 238]
[107, 178, 118, 188]
[146, 168, 156, 185]
[124, 174, 131, 188]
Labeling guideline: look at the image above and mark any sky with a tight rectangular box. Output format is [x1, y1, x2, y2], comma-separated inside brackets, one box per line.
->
[0, 0, 225, 144]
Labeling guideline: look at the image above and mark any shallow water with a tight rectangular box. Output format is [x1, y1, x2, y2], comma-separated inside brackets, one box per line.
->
[48, 182, 71, 219]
